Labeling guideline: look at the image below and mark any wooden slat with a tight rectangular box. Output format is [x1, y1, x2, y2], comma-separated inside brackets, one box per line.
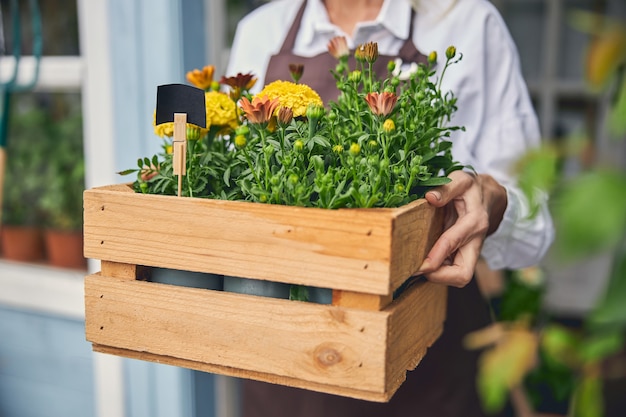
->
[100, 261, 149, 281]
[83, 184, 439, 295]
[332, 290, 393, 311]
[92, 344, 393, 402]
[85, 273, 389, 393]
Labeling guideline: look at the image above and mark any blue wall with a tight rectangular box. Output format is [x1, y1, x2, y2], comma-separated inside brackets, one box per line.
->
[0, 307, 94, 417]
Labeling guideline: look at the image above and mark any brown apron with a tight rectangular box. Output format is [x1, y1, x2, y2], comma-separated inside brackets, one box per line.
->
[264, 1, 427, 104]
[242, 2, 504, 416]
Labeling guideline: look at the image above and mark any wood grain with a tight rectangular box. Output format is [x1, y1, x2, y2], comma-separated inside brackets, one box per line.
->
[84, 184, 441, 295]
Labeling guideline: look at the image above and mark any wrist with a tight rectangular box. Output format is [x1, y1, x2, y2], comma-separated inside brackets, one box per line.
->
[478, 174, 507, 236]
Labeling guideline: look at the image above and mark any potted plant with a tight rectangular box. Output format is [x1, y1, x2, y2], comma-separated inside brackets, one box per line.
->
[39, 110, 87, 269]
[1, 103, 48, 262]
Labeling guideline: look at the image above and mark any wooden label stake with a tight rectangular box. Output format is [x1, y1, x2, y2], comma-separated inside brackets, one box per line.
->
[173, 113, 187, 197]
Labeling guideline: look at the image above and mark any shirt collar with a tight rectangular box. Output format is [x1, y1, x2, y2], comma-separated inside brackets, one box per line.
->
[300, 0, 413, 47]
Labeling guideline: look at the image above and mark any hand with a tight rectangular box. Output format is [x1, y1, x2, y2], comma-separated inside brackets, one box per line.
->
[418, 170, 507, 287]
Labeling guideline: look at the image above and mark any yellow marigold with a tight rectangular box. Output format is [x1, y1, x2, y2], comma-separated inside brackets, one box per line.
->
[186, 65, 215, 91]
[256, 80, 323, 117]
[205, 91, 239, 131]
[153, 110, 174, 138]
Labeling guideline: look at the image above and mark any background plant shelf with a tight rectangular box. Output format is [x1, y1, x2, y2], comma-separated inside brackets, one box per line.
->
[83, 183, 447, 402]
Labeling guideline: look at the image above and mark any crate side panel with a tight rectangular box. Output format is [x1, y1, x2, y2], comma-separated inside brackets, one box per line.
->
[389, 204, 443, 293]
[84, 188, 399, 294]
[385, 281, 447, 392]
[85, 274, 389, 392]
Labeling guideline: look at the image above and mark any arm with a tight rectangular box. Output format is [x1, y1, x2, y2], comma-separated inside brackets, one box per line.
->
[416, 2, 554, 286]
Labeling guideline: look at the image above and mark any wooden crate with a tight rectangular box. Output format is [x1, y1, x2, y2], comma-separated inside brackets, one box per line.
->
[83, 183, 447, 402]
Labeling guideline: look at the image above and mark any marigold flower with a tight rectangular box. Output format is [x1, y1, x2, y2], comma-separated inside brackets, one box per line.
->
[153, 110, 174, 138]
[239, 95, 280, 124]
[289, 63, 304, 83]
[332, 144, 344, 154]
[364, 92, 398, 116]
[256, 80, 323, 117]
[327, 36, 349, 59]
[205, 91, 239, 130]
[186, 65, 215, 91]
[355, 42, 378, 63]
[383, 118, 396, 133]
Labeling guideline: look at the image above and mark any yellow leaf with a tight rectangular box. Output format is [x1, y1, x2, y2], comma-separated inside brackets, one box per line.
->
[477, 328, 538, 412]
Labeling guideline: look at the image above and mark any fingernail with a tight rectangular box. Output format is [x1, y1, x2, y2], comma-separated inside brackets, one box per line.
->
[417, 258, 431, 274]
[427, 191, 441, 202]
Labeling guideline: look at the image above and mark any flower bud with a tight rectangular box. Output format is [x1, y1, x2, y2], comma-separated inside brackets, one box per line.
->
[332, 144, 344, 154]
[234, 134, 247, 148]
[394, 183, 405, 193]
[446, 45, 457, 60]
[306, 104, 325, 121]
[236, 125, 250, 136]
[428, 51, 438, 64]
[349, 142, 361, 156]
[289, 63, 304, 83]
[368, 140, 378, 149]
[383, 119, 395, 133]
[277, 106, 293, 125]
[187, 125, 201, 140]
[288, 174, 299, 185]
[387, 60, 396, 73]
[294, 139, 304, 151]
[348, 70, 362, 84]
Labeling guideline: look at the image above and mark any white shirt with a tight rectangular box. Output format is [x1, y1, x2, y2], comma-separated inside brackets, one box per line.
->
[227, 0, 554, 270]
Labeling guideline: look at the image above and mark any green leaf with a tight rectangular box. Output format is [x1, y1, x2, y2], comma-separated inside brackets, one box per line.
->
[552, 170, 626, 258]
[418, 177, 452, 186]
[578, 331, 624, 364]
[607, 75, 626, 136]
[289, 285, 309, 301]
[588, 233, 626, 329]
[572, 374, 604, 417]
[117, 169, 138, 176]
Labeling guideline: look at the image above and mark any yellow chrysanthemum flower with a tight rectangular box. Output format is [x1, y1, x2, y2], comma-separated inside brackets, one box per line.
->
[153, 111, 174, 138]
[255, 80, 323, 117]
[205, 91, 239, 131]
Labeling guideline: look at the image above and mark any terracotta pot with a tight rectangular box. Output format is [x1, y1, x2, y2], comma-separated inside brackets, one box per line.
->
[0, 225, 45, 262]
[44, 229, 87, 270]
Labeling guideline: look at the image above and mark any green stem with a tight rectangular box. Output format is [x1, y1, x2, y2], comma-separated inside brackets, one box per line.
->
[187, 139, 197, 197]
[258, 127, 271, 190]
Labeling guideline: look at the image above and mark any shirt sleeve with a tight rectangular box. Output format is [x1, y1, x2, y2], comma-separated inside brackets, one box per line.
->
[436, 2, 555, 270]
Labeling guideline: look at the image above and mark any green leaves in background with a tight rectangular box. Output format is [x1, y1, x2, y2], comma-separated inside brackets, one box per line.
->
[552, 170, 626, 259]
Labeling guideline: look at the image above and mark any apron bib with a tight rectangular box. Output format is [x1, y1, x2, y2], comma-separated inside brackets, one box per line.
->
[264, 0, 427, 104]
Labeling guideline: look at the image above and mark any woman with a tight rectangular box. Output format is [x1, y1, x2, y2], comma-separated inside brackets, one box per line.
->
[227, 0, 554, 416]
